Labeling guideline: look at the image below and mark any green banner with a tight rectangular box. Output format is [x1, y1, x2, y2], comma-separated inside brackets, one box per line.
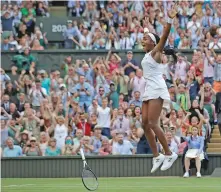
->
[36, 17, 83, 41]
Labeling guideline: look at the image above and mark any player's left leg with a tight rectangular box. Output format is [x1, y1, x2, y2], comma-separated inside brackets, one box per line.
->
[147, 98, 178, 171]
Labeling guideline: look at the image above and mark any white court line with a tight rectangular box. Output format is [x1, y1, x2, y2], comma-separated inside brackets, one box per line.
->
[2, 185, 221, 189]
[3, 184, 35, 188]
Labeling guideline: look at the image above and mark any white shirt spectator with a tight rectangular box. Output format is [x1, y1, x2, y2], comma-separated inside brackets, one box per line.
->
[208, 41, 221, 50]
[187, 21, 200, 33]
[97, 106, 111, 128]
[120, 37, 134, 50]
[29, 88, 47, 107]
[131, 32, 143, 45]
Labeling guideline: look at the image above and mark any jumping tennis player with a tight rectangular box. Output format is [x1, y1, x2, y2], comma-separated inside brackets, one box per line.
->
[141, 3, 179, 173]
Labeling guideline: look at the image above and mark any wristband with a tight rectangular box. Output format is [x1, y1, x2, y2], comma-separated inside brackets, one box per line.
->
[167, 17, 173, 24]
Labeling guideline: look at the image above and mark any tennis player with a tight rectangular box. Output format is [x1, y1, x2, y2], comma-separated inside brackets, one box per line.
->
[141, 3, 179, 173]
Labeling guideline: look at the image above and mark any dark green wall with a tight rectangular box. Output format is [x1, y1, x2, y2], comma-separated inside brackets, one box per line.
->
[1, 154, 221, 178]
[1, 50, 198, 72]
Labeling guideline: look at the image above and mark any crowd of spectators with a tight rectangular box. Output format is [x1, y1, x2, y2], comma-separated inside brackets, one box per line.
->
[1, 43, 221, 158]
[1, 0, 49, 51]
[54, 0, 221, 49]
[1, 1, 221, 50]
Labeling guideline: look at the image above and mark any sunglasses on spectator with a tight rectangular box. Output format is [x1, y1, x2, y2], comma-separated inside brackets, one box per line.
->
[30, 140, 36, 142]
[99, 89, 104, 92]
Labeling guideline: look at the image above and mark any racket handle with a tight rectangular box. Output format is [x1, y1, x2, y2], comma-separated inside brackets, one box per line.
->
[80, 148, 86, 161]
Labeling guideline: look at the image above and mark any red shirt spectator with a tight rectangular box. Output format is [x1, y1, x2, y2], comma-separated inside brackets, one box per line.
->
[76, 113, 91, 136]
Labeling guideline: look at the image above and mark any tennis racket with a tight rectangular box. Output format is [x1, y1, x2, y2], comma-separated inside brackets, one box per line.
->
[80, 148, 98, 191]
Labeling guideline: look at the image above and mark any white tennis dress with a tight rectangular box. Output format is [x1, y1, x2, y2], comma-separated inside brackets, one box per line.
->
[141, 51, 170, 101]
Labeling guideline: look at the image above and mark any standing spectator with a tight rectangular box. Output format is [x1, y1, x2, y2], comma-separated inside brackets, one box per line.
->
[20, 108, 40, 138]
[29, 79, 47, 112]
[112, 107, 130, 136]
[112, 68, 129, 100]
[112, 133, 135, 155]
[97, 97, 111, 138]
[1, 10, 14, 31]
[211, 49, 221, 93]
[119, 31, 134, 50]
[75, 112, 91, 136]
[203, 48, 215, 85]
[63, 20, 79, 49]
[129, 91, 142, 108]
[3, 137, 23, 157]
[108, 83, 119, 109]
[72, 75, 92, 112]
[121, 51, 140, 76]
[0, 69, 11, 90]
[175, 54, 189, 83]
[129, 69, 145, 97]
[202, 7, 213, 29]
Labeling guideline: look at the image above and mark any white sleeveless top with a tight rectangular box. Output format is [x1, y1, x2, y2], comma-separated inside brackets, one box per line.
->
[54, 124, 68, 149]
[141, 51, 170, 101]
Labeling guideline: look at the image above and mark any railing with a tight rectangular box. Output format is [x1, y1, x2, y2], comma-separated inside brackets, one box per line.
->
[1, 154, 221, 178]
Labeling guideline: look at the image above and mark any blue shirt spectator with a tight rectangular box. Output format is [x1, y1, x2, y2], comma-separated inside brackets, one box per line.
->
[183, 136, 204, 154]
[3, 138, 23, 157]
[112, 134, 135, 155]
[72, 76, 93, 112]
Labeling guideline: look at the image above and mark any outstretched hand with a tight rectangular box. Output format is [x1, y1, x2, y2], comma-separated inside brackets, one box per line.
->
[168, 2, 179, 19]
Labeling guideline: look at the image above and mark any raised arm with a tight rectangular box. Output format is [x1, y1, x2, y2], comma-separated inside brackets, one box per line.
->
[151, 3, 178, 58]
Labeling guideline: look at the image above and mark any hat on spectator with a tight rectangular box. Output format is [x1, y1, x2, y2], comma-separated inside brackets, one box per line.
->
[30, 137, 36, 141]
[39, 69, 46, 74]
[59, 84, 66, 88]
[127, 51, 133, 54]
[20, 130, 29, 135]
[94, 125, 102, 130]
[169, 84, 175, 88]
[110, 82, 115, 86]
[178, 84, 186, 88]
[67, 20, 72, 24]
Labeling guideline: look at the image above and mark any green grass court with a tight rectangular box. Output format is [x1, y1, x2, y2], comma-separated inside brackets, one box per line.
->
[2, 177, 221, 192]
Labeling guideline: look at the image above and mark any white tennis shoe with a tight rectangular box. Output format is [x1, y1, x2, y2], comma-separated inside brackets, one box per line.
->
[196, 172, 202, 178]
[183, 172, 189, 178]
[160, 152, 178, 171]
[151, 153, 165, 173]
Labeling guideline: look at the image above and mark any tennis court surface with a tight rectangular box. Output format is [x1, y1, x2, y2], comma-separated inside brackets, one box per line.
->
[2, 177, 221, 192]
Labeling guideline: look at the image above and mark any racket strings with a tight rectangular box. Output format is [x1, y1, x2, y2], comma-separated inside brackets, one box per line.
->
[82, 169, 98, 189]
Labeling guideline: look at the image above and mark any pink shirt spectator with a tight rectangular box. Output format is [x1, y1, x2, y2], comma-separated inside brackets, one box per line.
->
[178, 141, 187, 154]
[109, 62, 119, 74]
[203, 57, 214, 78]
